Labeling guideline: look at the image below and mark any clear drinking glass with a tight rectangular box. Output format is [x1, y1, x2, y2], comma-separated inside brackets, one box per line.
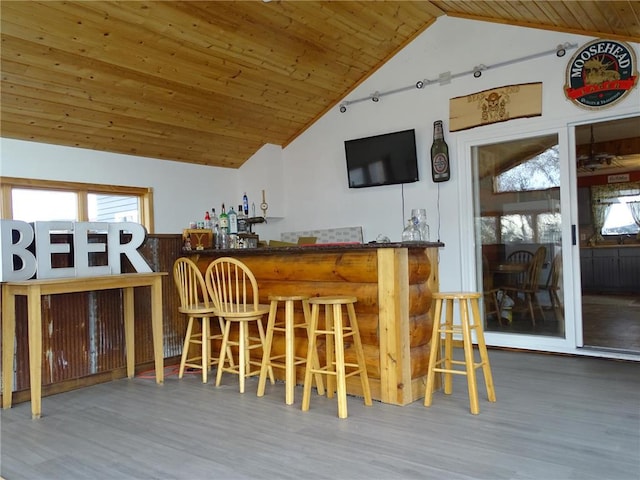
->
[410, 208, 430, 241]
[402, 218, 421, 242]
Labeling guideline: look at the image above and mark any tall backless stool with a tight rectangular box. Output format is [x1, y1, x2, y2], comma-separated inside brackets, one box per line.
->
[257, 295, 325, 404]
[424, 292, 496, 414]
[301, 296, 372, 419]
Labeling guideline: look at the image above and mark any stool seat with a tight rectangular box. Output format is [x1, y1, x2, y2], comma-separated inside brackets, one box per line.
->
[424, 291, 496, 414]
[302, 295, 372, 419]
[268, 294, 309, 302]
[257, 295, 324, 404]
[433, 292, 482, 299]
[308, 295, 358, 304]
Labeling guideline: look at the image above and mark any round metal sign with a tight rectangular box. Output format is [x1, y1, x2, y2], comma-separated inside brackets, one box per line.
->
[564, 39, 638, 110]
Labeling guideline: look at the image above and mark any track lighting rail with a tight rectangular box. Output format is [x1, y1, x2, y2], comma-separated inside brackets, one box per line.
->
[338, 42, 577, 113]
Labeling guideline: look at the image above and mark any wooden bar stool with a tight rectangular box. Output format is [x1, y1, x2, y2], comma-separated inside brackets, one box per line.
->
[301, 296, 372, 419]
[257, 295, 325, 404]
[424, 292, 496, 415]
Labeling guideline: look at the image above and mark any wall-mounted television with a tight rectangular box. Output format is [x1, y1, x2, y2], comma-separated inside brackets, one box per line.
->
[344, 129, 419, 188]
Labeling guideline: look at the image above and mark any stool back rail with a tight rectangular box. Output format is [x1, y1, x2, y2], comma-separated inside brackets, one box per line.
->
[424, 292, 496, 414]
[205, 257, 275, 393]
[173, 257, 230, 384]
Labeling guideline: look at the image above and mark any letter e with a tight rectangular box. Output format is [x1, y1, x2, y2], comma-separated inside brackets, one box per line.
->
[74, 222, 111, 277]
[34, 221, 76, 279]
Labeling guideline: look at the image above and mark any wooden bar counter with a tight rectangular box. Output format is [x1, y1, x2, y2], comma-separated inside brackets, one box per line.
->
[186, 242, 442, 406]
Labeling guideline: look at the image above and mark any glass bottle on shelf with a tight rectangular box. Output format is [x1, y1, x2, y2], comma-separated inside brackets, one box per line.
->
[211, 208, 220, 248]
[219, 203, 228, 234]
[237, 204, 247, 233]
[242, 192, 249, 215]
[228, 205, 238, 234]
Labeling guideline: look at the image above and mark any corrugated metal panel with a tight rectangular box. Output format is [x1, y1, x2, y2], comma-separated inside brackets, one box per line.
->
[138, 235, 185, 358]
[1, 234, 183, 396]
[43, 293, 91, 384]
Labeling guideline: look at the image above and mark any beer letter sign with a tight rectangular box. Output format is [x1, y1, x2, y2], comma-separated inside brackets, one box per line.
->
[0, 221, 152, 281]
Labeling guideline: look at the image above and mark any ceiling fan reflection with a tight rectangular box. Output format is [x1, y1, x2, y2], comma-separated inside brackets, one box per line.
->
[577, 124, 617, 171]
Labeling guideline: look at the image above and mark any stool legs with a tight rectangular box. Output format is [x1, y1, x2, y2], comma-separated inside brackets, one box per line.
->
[284, 299, 296, 404]
[424, 298, 443, 403]
[302, 298, 371, 419]
[257, 300, 280, 398]
[178, 316, 212, 384]
[216, 317, 273, 394]
[424, 293, 496, 414]
[470, 297, 496, 404]
[257, 297, 324, 404]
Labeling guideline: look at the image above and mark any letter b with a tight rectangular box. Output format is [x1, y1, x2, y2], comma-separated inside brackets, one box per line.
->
[0, 220, 37, 281]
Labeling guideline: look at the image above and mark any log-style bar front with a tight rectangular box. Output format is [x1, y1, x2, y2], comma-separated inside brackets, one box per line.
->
[187, 242, 442, 406]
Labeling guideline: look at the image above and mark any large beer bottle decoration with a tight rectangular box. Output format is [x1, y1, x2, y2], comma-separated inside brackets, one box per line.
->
[431, 120, 450, 182]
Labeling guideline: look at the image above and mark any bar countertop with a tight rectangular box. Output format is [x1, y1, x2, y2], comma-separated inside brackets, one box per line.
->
[183, 240, 442, 405]
[184, 240, 444, 256]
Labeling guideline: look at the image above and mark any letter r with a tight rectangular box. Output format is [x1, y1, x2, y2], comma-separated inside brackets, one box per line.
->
[107, 222, 152, 274]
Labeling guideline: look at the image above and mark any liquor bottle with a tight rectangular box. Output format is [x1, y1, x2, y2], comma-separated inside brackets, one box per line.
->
[219, 203, 228, 234]
[211, 208, 220, 248]
[228, 205, 238, 234]
[237, 204, 248, 233]
[204, 211, 211, 230]
[242, 192, 249, 216]
[431, 120, 450, 183]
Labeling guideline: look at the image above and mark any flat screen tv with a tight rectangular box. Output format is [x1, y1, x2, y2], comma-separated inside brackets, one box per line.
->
[344, 129, 419, 188]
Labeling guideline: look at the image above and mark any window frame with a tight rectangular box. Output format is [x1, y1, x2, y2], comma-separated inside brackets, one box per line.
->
[0, 176, 154, 233]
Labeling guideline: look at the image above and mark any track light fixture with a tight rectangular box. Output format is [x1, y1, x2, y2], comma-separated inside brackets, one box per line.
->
[556, 44, 567, 57]
[473, 64, 486, 78]
[337, 42, 578, 113]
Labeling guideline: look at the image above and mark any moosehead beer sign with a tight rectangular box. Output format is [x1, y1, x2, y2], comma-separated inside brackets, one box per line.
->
[564, 39, 638, 109]
[0, 221, 152, 282]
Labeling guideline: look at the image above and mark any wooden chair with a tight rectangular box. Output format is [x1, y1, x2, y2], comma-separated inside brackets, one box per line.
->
[205, 257, 274, 393]
[544, 252, 563, 316]
[173, 257, 228, 383]
[500, 246, 546, 325]
[505, 249, 534, 287]
[482, 255, 501, 324]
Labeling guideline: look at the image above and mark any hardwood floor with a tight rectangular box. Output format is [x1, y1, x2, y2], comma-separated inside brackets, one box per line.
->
[2, 350, 639, 480]
[582, 294, 640, 353]
[485, 292, 640, 355]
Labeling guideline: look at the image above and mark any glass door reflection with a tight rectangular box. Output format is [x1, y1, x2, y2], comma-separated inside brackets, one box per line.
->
[473, 133, 565, 337]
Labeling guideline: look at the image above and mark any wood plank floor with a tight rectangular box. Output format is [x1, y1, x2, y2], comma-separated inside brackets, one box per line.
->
[582, 294, 640, 352]
[1, 349, 639, 480]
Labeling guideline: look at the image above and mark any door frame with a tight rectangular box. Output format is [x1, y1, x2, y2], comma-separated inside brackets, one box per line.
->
[458, 121, 578, 355]
[457, 115, 640, 361]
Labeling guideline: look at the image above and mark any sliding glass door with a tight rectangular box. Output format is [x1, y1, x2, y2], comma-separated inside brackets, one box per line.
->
[472, 133, 565, 338]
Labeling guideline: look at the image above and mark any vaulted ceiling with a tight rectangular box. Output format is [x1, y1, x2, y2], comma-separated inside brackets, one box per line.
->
[2, 1, 639, 169]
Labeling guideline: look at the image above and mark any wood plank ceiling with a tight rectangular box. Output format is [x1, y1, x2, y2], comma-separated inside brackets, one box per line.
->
[2, 1, 639, 169]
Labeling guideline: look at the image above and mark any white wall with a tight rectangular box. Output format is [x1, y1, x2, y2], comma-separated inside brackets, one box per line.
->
[2, 16, 639, 292]
[269, 17, 639, 290]
[0, 139, 243, 233]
